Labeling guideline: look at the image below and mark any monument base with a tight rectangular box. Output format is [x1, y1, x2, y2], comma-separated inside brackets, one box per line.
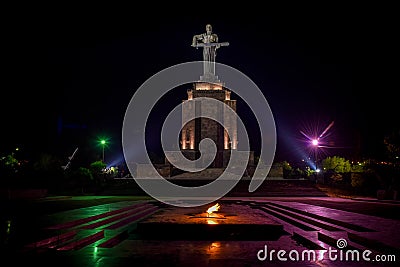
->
[199, 73, 221, 83]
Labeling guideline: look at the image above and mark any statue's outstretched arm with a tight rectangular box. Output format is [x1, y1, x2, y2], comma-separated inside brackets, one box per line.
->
[192, 34, 203, 46]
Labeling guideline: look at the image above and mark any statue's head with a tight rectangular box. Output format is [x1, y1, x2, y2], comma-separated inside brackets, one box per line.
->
[206, 24, 212, 34]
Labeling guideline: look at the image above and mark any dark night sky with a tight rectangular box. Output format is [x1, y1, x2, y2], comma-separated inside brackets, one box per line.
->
[2, 4, 398, 165]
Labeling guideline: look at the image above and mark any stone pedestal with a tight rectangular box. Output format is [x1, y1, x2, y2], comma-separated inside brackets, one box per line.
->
[180, 82, 239, 168]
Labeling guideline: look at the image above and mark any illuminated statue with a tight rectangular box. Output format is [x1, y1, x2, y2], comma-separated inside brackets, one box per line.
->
[192, 24, 229, 81]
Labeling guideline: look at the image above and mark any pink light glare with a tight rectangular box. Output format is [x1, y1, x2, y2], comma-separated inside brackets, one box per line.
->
[312, 139, 319, 146]
[297, 120, 336, 169]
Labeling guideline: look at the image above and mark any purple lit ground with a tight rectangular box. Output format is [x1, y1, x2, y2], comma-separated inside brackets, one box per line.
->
[2, 194, 400, 266]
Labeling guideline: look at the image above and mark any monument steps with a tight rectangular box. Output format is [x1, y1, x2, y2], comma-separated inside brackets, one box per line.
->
[264, 202, 374, 232]
[247, 201, 389, 257]
[169, 168, 225, 179]
[21, 203, 160, 252]
[101, 174, 327, 197]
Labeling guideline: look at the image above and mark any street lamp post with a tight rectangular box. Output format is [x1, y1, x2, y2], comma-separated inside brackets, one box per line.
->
[312, 138, 319, 170]
[312, 138, 319, 183]
[100, 139, 106, 162]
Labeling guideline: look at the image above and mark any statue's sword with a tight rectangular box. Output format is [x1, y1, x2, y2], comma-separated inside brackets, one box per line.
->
[193, 42, 230, 48]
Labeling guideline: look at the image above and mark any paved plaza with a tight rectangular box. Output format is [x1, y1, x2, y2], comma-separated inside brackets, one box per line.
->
[2, 193, 399, 266]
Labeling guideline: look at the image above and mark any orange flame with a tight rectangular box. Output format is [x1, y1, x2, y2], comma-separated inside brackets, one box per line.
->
[206, 219, 218, 224]
[206, 203, 220, 216]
